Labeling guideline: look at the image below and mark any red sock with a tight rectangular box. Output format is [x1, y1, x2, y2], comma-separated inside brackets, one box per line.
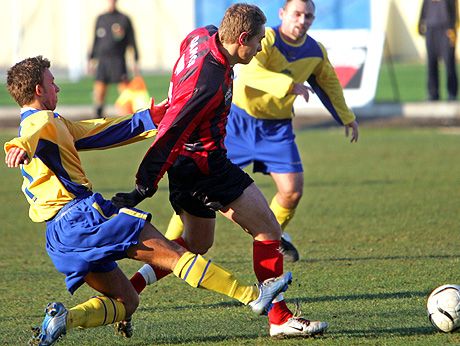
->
[253, 240, 283, 281]
[269, 301, 293, 325]
[130, 272, 147, 294]
[130, 237, 189, 293]
[253, 240, 293, 324]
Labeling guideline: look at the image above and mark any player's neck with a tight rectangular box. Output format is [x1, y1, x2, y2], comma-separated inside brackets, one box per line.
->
[279, 28, 306, 45]
[218, 39, 239, 66]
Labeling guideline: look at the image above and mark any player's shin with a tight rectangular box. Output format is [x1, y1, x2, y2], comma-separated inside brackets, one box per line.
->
[270, 197, 296, 230]
[164, 213, 184, 240]
[130, 237, 188, 293]
[253, 240, 293, 323]
[173, 252, 258, 304]
[67, 296, 126, 329]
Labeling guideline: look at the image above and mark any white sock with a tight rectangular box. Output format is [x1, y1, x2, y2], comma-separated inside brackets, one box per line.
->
[138, 264, 157, 285]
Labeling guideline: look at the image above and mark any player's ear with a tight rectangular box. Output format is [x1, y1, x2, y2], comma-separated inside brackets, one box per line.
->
[238, 32, 249, 46]
[35, 84, 43, 96]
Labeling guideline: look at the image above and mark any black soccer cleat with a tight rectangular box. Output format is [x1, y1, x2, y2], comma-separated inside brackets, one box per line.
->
[280, 233, 300, 262]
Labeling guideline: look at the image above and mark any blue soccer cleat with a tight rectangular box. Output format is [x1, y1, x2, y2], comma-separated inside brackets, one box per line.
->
[249, 271, 293, 315]
[29, 302, 68, 346]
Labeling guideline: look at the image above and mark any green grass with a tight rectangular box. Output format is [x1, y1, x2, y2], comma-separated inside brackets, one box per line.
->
[1, 62, 459, 106]
[1, 126, 459, 345]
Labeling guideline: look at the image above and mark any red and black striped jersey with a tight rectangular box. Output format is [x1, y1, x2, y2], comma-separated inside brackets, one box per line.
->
[135, 26, 233, 196]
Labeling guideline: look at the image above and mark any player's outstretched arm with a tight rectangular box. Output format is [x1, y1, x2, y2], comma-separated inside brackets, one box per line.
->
[345, 120, 359, 143]
[5, 146, 29, 167]
[111, 187, 150, 208]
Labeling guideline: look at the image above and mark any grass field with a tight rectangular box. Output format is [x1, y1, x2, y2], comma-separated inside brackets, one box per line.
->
[1, 62, 460, 106]
[1, 125, 459, 345]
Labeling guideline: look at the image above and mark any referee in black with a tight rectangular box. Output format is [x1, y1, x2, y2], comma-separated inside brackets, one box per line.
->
[88, 0, 139, 118]
[418, 0, 458, 101]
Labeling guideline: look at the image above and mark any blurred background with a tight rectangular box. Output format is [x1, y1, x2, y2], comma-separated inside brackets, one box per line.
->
[0, 0, 458, 108]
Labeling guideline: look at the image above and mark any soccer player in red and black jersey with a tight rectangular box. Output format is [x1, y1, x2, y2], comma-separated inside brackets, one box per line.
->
[113, 3, 328, 338]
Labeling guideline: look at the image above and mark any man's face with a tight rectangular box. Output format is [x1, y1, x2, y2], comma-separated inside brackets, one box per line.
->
[279, 0, 315, 42]
[39, 69, 60, 110]
[237, 24, 266, 65]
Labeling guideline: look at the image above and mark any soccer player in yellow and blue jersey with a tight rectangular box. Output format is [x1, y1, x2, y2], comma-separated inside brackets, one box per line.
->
[165, 0, 359, 268]
[4, 56, 292, 345]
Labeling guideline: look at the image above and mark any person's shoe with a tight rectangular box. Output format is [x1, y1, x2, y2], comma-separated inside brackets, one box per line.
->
[249, 272, 292, 315]
[448, 95, 457, 101]
[280, 233, 300, 262]
[114, 318, 133, 338]
[29, 302, 68, 346]
[270, 317, 328, 338]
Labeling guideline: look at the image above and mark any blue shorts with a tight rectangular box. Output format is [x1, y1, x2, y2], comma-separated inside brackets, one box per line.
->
[225, 105, 303, 174]
[45, 193, 151, 294]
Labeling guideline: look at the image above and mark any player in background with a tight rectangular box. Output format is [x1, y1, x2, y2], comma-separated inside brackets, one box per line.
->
[418, 0, 458, 101]
[4, 56, 292, 346]
[88, 0, 139, 118]
[113, 3, 328, 338]
[164, 0, 359, 262]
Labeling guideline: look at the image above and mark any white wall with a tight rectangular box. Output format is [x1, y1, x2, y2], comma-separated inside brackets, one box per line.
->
[0, 0, 457, 79]
[0, 0, 195, 78]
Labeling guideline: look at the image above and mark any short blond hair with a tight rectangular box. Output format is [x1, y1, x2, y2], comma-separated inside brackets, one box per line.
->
[219, 3, 266, 43]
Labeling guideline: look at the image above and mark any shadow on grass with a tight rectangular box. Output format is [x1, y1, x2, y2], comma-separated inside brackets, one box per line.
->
[304, 254, 460, 264]
[138, 332, 264, 345]
[331, 326, 435, 338]
[138, 290, 426, 315]
[292, 290, 427, 304]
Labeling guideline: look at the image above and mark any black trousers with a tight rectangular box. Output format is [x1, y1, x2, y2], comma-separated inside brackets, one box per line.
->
[425, 27, 458, 100]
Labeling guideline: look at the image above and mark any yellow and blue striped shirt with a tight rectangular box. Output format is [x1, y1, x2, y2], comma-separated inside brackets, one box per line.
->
[4, 108, 157, 222]
[233, 26, 355, 125]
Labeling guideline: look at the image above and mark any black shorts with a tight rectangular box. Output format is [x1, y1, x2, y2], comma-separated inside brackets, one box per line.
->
[95, 57, 128, 84]
[168, 150, 254, 218]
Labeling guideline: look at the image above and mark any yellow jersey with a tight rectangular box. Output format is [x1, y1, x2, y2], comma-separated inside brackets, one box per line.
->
[232, 26, 355, 125]
[4, 108, 157, 222]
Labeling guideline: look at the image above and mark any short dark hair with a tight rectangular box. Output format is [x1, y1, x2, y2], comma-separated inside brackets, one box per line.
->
[283, 0, 316, 11]
[219, 3, 266, 43]
[6, 56, 50, 107]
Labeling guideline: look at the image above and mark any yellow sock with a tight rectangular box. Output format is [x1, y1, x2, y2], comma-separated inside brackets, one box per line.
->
[164, 213, 184, 240]
[67, 296, 126, 329]
[173, 252, 258, 305]
[270, 196, 296, 230]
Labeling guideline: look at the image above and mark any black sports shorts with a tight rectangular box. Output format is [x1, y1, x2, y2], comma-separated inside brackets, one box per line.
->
[167, 150, 254, 218]
[95, 57, 128, 84]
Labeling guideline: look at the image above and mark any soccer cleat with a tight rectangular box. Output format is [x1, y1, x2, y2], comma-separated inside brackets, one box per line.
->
[29, 302, 68, 346]
[114, 318, 133, 338]
[280, 233, 300, 262]
[270, 317, 328, 338]
[249, 272, 292, 315]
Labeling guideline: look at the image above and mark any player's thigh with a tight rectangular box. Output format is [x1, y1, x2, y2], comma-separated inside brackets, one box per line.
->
[126, 223, 185, 271]
[84, 266, 138, 309]
[221, 183, 281, 241]
[181, 210, 215, 254]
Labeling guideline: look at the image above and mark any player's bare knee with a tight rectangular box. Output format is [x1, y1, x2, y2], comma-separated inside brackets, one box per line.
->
[122, 290, 140, 317]
[185, 241, 211, 255]
[279, 190, 302, 206]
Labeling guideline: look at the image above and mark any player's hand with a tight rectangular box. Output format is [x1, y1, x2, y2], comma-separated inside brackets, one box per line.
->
[345, 120, 359, 143]
[150, 98, 169, 126]
[290, 83, 314, 102]
[446, 29, 457, 46]
[5, 147, 29, 167]
[87, 59, 96, 75]
[111, 188, 146, 208]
